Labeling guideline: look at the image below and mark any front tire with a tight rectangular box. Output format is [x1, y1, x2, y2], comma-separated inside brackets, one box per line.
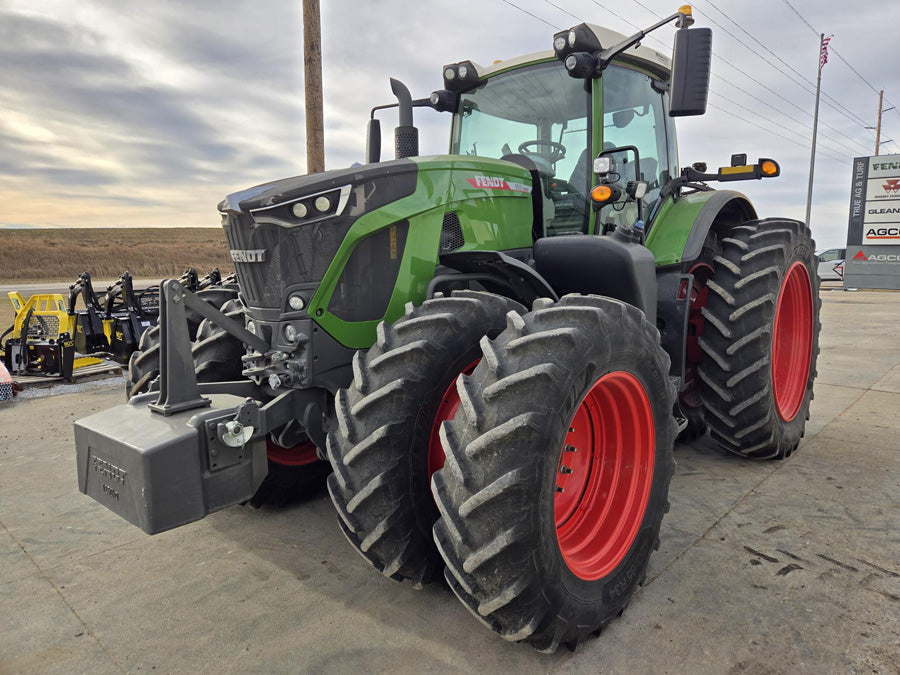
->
[431, 295, 677, 653]
[697, 219, 820, 459]
[326, 291, 524, 587]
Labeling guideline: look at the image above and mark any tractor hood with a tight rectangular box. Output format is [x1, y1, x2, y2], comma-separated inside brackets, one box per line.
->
[218, 158, 418, 214]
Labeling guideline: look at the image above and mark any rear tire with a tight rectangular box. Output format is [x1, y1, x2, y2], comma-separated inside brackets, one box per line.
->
[697, 218, 820, 459]
[326, 291, 524, 587]
[431, 295, 677, 653]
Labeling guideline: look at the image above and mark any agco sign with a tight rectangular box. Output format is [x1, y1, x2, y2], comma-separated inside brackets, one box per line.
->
[852, 251, 900, 262]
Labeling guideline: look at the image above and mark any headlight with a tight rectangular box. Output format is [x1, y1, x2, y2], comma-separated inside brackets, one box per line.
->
[249, 184, 351, 228]
[284, 324, 297, 344]
[246, 320, 257, 336]
[288, 294, 305, 311]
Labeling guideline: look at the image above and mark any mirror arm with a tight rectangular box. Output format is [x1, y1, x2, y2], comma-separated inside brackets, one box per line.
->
[595, 10, 689, 72]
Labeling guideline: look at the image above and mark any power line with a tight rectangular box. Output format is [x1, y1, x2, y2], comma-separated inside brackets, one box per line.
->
[542, 0, 579, 24]
[688, 0, 816, 98]
[499, 0, 872, 158]
[779, 0, 818, 36]
[500, 0, 559, 29]
[608, 0, 872, 151]
[668, 0, 873, 134]
[709, 91, 857, 160]
[706, 102, 846, 164]
[616, 1, 872, 155]
[778, 0, 893, 130]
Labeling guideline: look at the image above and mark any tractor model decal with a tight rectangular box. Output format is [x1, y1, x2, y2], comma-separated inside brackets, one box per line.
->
[466, 176, 532, 193]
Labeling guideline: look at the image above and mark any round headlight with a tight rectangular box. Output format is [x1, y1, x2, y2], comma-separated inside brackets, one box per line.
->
[458, 65, 468, 79]
[284, 324, 297, 344]
[288, 294, 305, 311]
[553, 36, 566, 52]
[444, 67, 455, 81]
[292, 202, 308, 218]
[568, 29, 577, 47]
[315, 196, 331, 212]
[565, 54, 578, 71]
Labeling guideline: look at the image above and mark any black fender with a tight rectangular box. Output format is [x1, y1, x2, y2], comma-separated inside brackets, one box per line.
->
[436, 250, 558, 306]
[680, 190, 757, 265]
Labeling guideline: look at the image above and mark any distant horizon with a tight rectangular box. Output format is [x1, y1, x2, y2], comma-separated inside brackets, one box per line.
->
[0, 223, 221, 229]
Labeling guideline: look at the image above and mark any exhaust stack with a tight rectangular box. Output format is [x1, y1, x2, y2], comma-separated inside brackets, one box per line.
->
[390, 78, 419, 159]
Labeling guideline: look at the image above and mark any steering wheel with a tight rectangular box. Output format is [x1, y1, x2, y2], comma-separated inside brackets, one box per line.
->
[518, 140, 566, 165]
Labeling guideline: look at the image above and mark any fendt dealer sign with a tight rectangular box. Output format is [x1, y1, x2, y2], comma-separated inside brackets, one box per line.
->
[845, 153, 900, 289]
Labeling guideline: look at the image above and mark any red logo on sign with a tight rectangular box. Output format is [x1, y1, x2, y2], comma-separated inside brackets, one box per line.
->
[883, 179, 900, 193]
[853, 250, 868, 261]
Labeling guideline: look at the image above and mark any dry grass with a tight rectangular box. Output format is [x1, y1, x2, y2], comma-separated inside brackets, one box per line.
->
[0, 228, 232, 283]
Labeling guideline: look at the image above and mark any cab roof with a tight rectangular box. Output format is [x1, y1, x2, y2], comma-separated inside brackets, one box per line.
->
[470, 24, 671, 80]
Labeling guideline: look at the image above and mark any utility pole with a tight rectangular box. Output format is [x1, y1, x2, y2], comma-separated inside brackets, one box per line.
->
[875, 89, 883, 156]
[303, 0, 325, 173]
[805, 33, 824, 229]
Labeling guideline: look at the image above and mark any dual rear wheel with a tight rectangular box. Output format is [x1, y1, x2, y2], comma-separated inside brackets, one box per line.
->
[327, 292, 677, 651]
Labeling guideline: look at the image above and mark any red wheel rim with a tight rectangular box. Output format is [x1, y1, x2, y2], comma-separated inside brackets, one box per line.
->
[555, 371, 655, 581]
[772, 262, 813, 421]
[427, 359, 480, 480]
[266, 439, 319, 466]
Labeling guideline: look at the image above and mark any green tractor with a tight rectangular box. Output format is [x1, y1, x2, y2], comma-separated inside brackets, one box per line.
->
[75, 7, 820, 653]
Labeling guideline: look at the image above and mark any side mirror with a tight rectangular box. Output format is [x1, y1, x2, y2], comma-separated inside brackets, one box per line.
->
[366, 118, 381, 164]
[669, 27, 712, 117]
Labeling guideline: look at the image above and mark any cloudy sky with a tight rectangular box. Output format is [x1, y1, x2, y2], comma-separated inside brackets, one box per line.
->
[2, 0, 899, 248]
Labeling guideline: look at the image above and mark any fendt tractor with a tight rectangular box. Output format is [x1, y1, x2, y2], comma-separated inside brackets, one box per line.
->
[75, 7, 820, 653]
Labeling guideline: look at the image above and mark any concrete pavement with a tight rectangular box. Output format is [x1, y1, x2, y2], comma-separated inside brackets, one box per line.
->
[1, 290, 898, 673]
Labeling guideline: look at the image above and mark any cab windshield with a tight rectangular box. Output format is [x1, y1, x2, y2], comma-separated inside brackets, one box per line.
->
[451, 61, 591, 236]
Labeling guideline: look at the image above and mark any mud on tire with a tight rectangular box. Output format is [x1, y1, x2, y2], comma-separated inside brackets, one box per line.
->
[431, 295, 677, 653]
[326, 291, 524, 587]
[697, 218, 820, 459]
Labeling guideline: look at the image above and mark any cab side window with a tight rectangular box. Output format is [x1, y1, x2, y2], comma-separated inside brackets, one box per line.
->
[599, 65, 670, 230]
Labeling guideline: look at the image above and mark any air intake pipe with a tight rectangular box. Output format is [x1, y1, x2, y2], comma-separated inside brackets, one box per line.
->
[390, 78, 419, 159]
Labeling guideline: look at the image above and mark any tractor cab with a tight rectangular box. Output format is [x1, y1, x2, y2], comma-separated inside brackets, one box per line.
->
[446, 43, 680, 239]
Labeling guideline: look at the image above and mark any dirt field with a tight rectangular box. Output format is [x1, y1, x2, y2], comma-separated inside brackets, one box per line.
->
[0, 228, 231, 283]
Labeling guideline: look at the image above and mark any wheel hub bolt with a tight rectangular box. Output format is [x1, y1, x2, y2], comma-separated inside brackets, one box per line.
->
[560, 465, 573, 474]
[564, 444, 577, 452]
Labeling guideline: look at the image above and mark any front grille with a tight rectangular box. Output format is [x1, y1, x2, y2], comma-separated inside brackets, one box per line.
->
[440, 211, 465, 253]
[222, 163, 418, 310]
[225, 217, 352, 308]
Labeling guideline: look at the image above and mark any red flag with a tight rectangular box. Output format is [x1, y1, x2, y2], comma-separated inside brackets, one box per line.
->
[819, 34, 833, 69]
